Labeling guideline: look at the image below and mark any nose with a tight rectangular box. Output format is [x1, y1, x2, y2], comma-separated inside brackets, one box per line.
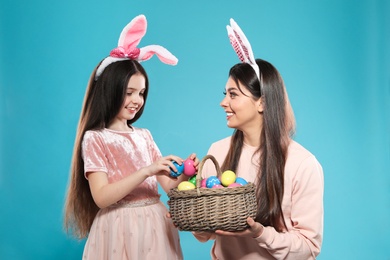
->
[131, 94, 142, 104]
[220, 96, 229, 108]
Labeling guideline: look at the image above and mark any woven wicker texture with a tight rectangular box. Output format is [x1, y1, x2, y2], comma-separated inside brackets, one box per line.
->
[168, 155, 257, 231]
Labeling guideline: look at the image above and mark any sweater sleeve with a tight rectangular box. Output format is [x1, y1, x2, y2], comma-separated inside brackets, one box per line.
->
[254, 155, 324, 259]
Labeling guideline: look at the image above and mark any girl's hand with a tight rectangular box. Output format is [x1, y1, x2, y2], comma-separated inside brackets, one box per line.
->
[146, 155, 183, 177]
[187, 153, 200, 171]
[156, 153, 199, 192]
[214, 217, 264, 238]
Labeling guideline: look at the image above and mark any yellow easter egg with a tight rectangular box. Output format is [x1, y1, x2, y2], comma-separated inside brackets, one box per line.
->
[221, 170, 236, 187]
[178, 181, 196, 191]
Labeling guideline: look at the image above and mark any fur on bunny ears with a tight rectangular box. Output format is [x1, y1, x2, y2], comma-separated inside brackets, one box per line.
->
[95, 14, 178, 80]
[226, 18, 260, 82]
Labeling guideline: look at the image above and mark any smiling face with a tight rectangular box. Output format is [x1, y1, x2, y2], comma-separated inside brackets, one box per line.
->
[220, 77, 263, 133]
[112, 73, 146, 128]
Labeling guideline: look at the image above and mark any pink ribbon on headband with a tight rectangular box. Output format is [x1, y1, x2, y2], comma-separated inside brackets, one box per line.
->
[110, 47, 141, 59]
[95, 15, 178, 80]
[226, 18, 260, 82]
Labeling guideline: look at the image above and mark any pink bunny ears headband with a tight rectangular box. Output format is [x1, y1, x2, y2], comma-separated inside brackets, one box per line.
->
[95, 15, 178, 80]
[226, 18, 260, 82]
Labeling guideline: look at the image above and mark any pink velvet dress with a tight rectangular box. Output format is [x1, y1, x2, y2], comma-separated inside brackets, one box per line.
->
[81, 128, 182, 260]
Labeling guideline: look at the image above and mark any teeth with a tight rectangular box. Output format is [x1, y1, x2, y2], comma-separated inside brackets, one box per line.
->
[226, 112, 233, 116]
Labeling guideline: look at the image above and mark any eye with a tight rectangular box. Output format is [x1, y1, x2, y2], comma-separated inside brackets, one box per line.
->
[223, 90, 238, 98]
[126, 92, 132, 96]
[229, 91, 238, 98]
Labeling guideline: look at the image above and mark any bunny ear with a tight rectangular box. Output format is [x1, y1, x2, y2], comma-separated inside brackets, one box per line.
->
[95, 14, 178, 80]
[229, 19, 256, 65]
[227, 25, 246, 63]
[227, 18, 260, 81]
[138, 45, 178, 65]
[118, 14, 147, 50]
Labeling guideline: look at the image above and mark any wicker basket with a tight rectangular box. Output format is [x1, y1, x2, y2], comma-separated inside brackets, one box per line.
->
[168, 154, 257, 232]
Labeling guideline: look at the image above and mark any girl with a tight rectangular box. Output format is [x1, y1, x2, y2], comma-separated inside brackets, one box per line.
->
[64, 15, 195, 260]
[193, 19, 324, 259]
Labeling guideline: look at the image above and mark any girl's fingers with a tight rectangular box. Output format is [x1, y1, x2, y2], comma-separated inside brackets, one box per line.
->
[166, 155, 183, 165]
[189, 153, 197, 160]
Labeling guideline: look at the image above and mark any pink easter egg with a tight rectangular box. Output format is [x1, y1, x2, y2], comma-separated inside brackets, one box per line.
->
[200, 178, 207, 188]
[212, 184, 224, 189]
[228, 183, 242, 188]
[183, 159, 197, 176]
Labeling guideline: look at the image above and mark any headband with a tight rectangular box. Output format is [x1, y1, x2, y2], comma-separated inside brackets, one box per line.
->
[226, 18, 260, 82]
[95, 15, 178, 80]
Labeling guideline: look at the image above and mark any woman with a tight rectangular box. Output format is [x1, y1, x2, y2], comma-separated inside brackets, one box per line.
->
[193, 18, 324, 260]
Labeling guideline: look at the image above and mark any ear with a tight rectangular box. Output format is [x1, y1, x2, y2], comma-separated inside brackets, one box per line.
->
[227, 18, 256, 65]
[118, 14, 147, 50]
[227, 25, 246, 63]
[138, 45, 178, 65]
[257, 97, 264, 113]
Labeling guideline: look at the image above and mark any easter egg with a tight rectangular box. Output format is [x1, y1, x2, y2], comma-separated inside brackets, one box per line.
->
[235, 177, 248, 186]
[228, 183, 242, 188]
[200, 178, 207, 188]
[206, 176, 221, 188]
[188, 175, 197, 186]
[221, 170, 236, 187]
[178, 181, 196, 191]
[170, 161, 184, 177]
[212, 184, 224, 189]
[183, 159, 197, 176]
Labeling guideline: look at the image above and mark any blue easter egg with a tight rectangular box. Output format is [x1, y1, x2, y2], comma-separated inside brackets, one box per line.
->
[206, 176, 221, 188]
[170, 161, 184, 177]
[235, 177, 248, 186]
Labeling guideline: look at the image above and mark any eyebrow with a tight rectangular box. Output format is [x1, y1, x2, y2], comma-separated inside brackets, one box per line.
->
[127, 87, 146, 91]
[226, 87, 238, 91]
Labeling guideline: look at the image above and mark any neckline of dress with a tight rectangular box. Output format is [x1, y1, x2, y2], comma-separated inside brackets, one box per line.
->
[104, 127, 135, 134]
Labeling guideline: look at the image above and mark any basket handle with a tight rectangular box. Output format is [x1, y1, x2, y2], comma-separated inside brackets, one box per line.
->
[196, 154, 222, 191]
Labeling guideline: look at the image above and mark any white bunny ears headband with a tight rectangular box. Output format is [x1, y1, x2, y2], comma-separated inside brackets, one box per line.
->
[226, 18, 260, 82]
[95, 15, 178, 80]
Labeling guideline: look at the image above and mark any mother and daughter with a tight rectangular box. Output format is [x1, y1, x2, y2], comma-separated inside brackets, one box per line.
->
[64, 14, 323, 260]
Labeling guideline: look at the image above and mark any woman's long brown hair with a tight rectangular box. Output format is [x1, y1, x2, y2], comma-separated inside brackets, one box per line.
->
[221, 59, 295, 232]
[63, 60, 149, 239]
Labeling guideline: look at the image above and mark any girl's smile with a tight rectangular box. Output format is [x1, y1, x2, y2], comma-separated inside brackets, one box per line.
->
[109, 73, 146, 131]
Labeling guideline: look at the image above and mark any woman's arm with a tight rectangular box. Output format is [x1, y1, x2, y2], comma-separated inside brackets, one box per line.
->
[254, 155, 324, 259]
[215, 155, 324, 259]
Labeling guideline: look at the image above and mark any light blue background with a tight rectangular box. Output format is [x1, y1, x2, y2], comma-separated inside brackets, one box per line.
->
[1, 0, 389, 259]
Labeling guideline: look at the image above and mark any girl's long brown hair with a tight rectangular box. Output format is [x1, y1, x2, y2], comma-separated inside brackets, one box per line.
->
[221, 59, 295, 232]
[64, 60, 149, 239]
